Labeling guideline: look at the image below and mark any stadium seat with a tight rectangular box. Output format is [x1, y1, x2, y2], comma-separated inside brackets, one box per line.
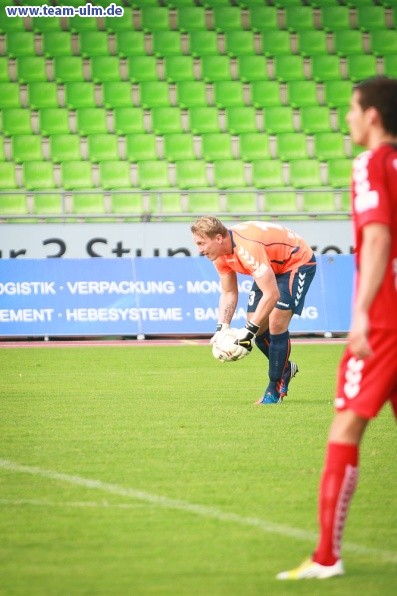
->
[175, 160, 208, 188]
[176, 7, 207, 32]
[0, 163, 18, 189]
[327, 158, 352, 188]
[43, 32, 73, 57]
[76, 108, 108, 135]
[264, 107, 295, 134]
[336, 106, 350, 134]
[127, 56, 159, 82]
[105, 7, 134, 32]
[225, 192, 258, 214]
[384, 55, 397, 77]
[247, 7, 278, 32]
[287, 81, 318, 108]
[79, 32, 110, 57]
[0, 83, 21, 109]
[27, 82, 59, 109]
[5, 32, 36, 57]
[70, 193, 105, 216]
[334, 30, 364, 56]
[110, 192, 144, 216]
[264, 191, 297, 214]
[213, 7, 243, 31]
[114, 107, 146, 135]
[252, 159, 284, 188]
[300, 106, 332, 133]
[289, 159, 323, 188]
[297, 30, 328, 57]
[23, 161, 56, 190]
[33, 193, 63, 216]
[163, 133, 196, 161]
[0, 58, 10, 82]
[189, 31, 219, 57]
[176, 81, 208, 108]
[149, 193, 186, 221]
[50, 134, 82, 162]
[201, 133, 234, 161]
[31, 16, 62, 33]
[39, 108, 70, 135]
[237, 56, 268, 82]
[69, 15, 98, 33]
[261, 31, 291, 57]
[321, 6, 351, 31]
[285, 7, 315, 31]
[277, 132, 308, 160]
[311, 55, 342, 81]
[302, 191, 336, 213]
[103, 82, 133, 109]
[115, 31, 146, 57]
[153, 31, 183, 57]
[90, 56, 121, 83]
[11, 135, 43, 163]
[164, 56, 196, 82]
[226, 107, 257, 134]
[87, 134, 119, 162]
[274, 56, 305, 82]
[137, 160, 171, 189]
[65, 82, 97, 109]
[99, 161, 132, 189]
[125, 133, 158, 161]
[356, 6, 387, 31]
[250, 81, 281, 108]
[187, 193, 221, 215]
[139, 81, 171, 109]
[16, 57, 47, 83]
[201, 56, 232, 82]
[314, 132, 346, 160]
[141, 7, 170, 32]
[324, 80, 353, 108]
[239, 133, 271, 160]
[54, 57, 85, 83]
[151, 107, 183, 134]
[0, 193, 28, 216]
[61, 161, 94, 190]
[213, 159, 246, 189]
[214, 81, 245, 108]
[0, 12, 24, 33]
[188, 107, 220, 134]
[224, 31, 256, 57]
[346, 55, 377, 82]
[370, 30, 397, 56]
[3, 109, 33, 136]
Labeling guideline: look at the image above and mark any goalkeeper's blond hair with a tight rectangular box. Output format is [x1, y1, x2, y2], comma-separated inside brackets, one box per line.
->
[191, 216, 228, 239]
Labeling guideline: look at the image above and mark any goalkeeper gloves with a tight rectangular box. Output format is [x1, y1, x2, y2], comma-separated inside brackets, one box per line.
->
[234, 321, 260, 353]
[210, 322, 230, 345]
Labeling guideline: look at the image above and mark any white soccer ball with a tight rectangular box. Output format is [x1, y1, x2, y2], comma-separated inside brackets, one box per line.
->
[212, 328, 239, 361]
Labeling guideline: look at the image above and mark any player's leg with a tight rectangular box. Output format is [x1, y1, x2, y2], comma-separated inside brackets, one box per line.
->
[265, 308, 293, 400]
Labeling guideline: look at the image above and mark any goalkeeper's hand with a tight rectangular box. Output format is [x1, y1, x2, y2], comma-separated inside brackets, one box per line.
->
[210, 322, 230, 345]
[233, 321, 260, 359]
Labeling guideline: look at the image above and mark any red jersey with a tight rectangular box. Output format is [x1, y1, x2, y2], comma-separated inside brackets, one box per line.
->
[214, 221, 314, 279]
[352, 144, 397, 329]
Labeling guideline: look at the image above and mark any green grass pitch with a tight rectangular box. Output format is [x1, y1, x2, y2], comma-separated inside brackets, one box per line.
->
[0, 342, 396, 596]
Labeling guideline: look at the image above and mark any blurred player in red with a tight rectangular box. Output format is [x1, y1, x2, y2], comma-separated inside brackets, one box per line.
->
[191, 218, 316, 404]
[277, 76, 397, 579]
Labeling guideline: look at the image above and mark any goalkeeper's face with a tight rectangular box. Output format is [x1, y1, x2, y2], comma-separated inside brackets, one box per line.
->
[192, 232, 225, 261]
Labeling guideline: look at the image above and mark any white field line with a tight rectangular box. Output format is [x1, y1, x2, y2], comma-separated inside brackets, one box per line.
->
[1, 459, 396, 564]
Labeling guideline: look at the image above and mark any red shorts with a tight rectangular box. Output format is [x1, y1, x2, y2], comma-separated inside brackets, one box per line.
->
[335, 327, 397, 420]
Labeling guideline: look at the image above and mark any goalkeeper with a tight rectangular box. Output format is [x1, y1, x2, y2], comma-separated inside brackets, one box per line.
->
[191, 217, 316, 404]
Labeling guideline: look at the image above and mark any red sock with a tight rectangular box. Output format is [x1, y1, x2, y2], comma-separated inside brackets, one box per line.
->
[313, 442, 359, 566]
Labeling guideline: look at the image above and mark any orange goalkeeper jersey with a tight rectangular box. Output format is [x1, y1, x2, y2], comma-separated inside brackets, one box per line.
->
[214, 221, 314, 279]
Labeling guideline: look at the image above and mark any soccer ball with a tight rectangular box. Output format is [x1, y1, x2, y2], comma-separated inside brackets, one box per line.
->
[212, 328, 240, 361]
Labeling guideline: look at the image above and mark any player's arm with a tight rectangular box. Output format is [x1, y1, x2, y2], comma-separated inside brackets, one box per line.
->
[218, 270, 238, 325]
[349, 222, 391, 358]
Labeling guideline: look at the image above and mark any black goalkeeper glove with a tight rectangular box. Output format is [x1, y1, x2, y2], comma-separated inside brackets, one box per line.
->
[234, 321, 260, 353]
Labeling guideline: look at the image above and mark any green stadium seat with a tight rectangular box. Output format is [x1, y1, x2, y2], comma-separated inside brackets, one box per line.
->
[201, 0, 232, 7]
[277, 132, 308, 160]
[141, 7, 170, 32]
[224, 31, 256, 57]
[300, 106, 332, 133]
[164, 56, 196, 82]
[356, 6, 387, 31]
[247, 7, 278, 32]
[99, 161, 132, 189]
[61, 161, 94, 189]
[139, 81, 171, 108]
[287, 81, 318, 107]
[274, 56, 305, 82]
[201, 56, 232, 82]
[214, 81, 245, 108]
[213, 7, 243, 32]
[0, 83, 21, 108]
[285, 7, 315, 32]
[370, 30, 397, 56]
[114, 107, 146, 135]
[274, 0, 305, 6]
[264, 107, 295, 134]
[149, 193, 185, 221]
[153, 31, 183, 57]
[297, 30, 328, 57]
[65, 82, 97, 109]
[237, 56, 268, 82]
[71, 193, 106, 215]
[43, 32, 73, 57]
[176, 7, 207, 32]
[34, 193, 62, 217]
[23, 161, 56, 190]
[125, 133, 158, 161]
[105, 8, 134, 32]
[336, 106, 350, 134]
[189, 107, 220, 134]
[79, 32, 110, 57]
[252, 159, 284, 188]
[340, 190, 350, 212]
[16, 57, 47, 83]
[311, 55, 342, 81]
[314, 132, 346, 160]
[127, 56, 159, 82]
[69, 16, 98, 33]
[201, 133, 233, 161]
[250, 81, 281, 108]
[54, 56, 85, 83]
[226, 107, 257, 134]
[189, 31, 219, 57]
[39, 108, 70, 135]
[225, 192, 258, 214]
[76, 108, 108, 135]
[0, 57, 10, 82]
[151, 107, 183, 134]
[27, 82, 59, 109]
[0, 163, 18, 189]
[87, 134, 119, 162]
[239, 132, 271, 160]
[213, 159, 246, 189]
[324, 80, 353, 108]
[31, 16, 62, 33]
[346, 55, 377, 82]
[163, 133, 196, 161]
[175, 160, 208, 188]
[138, 160, 170, 189]
[176, 81, 208, 108]
[264, 191, 297, 214]
[261, 31, 291, 57]
[327, 158, 352, 188]
[103, 82, 133, 109]
[0, 193, 28, 215]
[0, 12, 24, 33]
[50, 134, 82, 162]
[384, 55, 397, 77]
[321, 6, 351, 31]
[11, 135, 43, 163]
[302, 191, 336, 213]
[187, 193, 221, 215]
[334, 30, 364, 56]
[5, 32, 36, 57]
[111, 192, 144, 216]
[90, 56, 121, 83]
[3, 109, 33, 136]
[289, 158, 323, 188]
[115, 31, 146, 57]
